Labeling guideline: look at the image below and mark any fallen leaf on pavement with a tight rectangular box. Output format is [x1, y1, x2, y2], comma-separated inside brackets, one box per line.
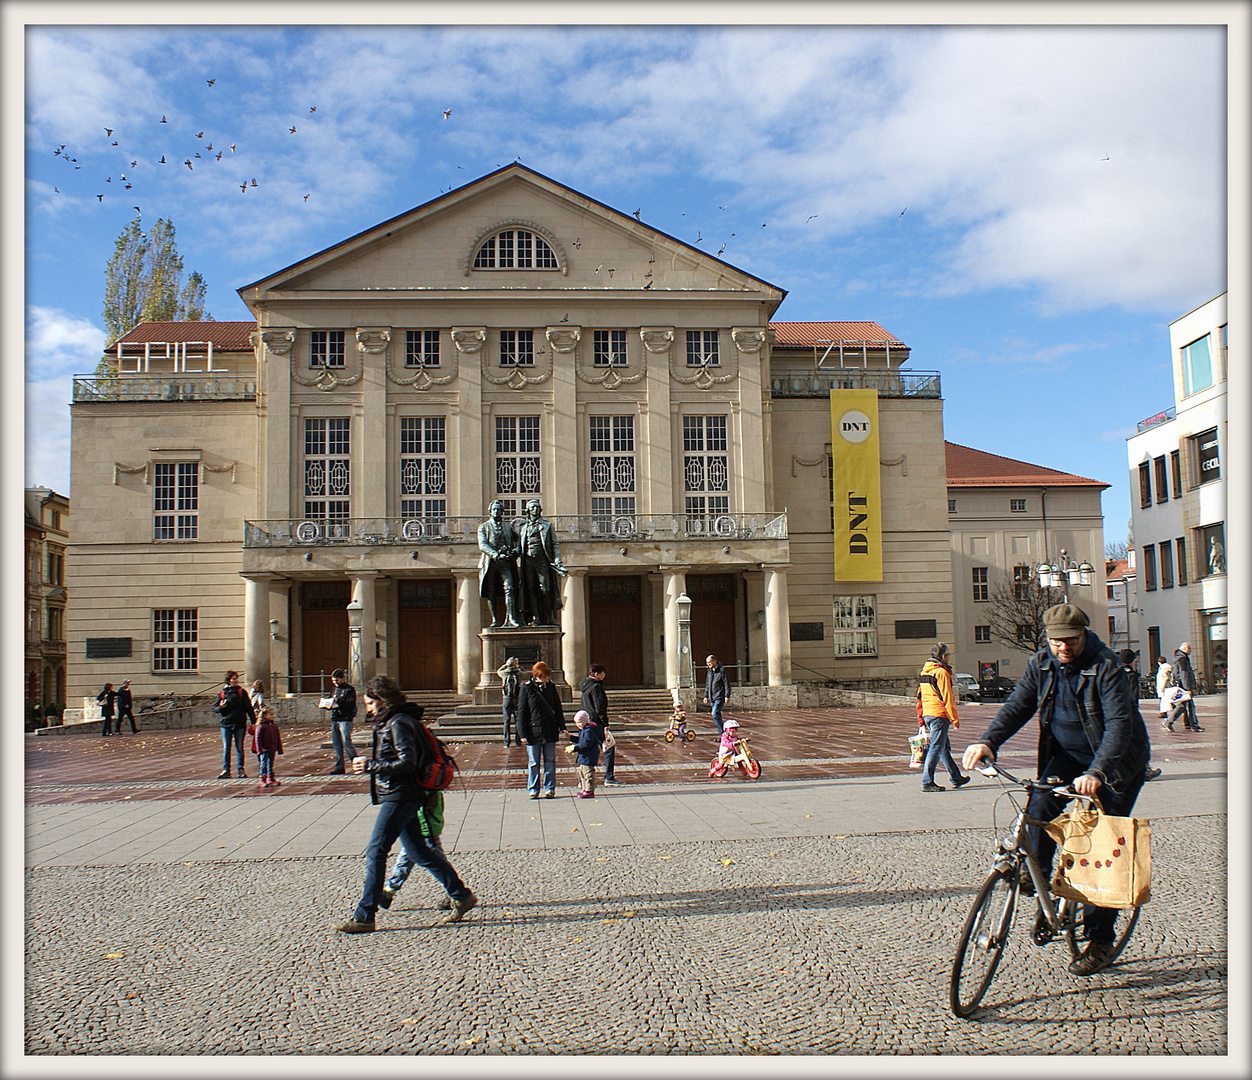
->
[720, 858, 735, 866]
[105, 952, 124, 959]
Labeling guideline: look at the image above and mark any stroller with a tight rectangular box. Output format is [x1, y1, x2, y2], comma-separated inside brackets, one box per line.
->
[665, 701, 697, 743]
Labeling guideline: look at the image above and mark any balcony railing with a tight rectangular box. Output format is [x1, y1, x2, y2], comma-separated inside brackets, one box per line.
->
[243, 512, 788, 549]
[73, 374, 257, 403]
[769, 370, 941, 399]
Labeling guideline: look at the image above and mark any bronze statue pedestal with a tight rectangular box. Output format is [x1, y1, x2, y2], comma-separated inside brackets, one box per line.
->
[474, 625, 571, 703]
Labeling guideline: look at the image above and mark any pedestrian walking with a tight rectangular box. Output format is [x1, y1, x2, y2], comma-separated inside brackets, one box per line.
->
[916, 643, 970, 793]
[326, 669, 358, 774]
[379, 789, 453, 911]
[517, 660, 565, 799]
[580, 662, 622, 785]
[96, 683, 117, 737]
[1118, 649, 1161, 781]
[1154, 656, 1172, 697]
[213, 670, 256, 778]
[498, 656, 522, 747]
[335, 675, 477, 934]
[704, 654, 730, 735]
[115, 680, 138, 733]
[252, 705, 284, 788]
[564, 709, 600, 798]
[249, 679, 265, 713]
[1172, 642, 1204, 731]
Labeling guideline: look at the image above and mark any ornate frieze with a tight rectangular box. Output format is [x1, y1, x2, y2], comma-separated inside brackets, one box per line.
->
[639, 327, 674, 354]
[355, 327, 392, 354]
[545, 326, 581, 354]
[251, 328, 296, 356]
[450, 327, 487, 354]
[731, 327, 767, 354]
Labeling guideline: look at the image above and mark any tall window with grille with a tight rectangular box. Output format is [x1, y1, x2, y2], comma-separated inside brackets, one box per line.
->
[310, 330, 345, 368]
[972, 567, 989, 602]
[405, 330, 440, 367]
[683, 415, 729, 530]
[400, 417, 447, 523]
[590, 416, 636, 533]
[495, 416, 541, 517]
[304, 418, 351, 534]
[1013, 564, 1033, 601]
[593, 329, 627, 367]
[153, 608, 197, 671]
[153, 462, 198, 540]
[500, 329, 534, 367]
[832, 595, 877, 656]
[685, 330, 720, 367]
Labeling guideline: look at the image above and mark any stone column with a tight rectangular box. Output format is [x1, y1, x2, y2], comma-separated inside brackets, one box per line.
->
[349, 571, 379, 685]
[762, 564, 792, 686]
[242, 572, 274, 689]
[454, 570, 480, 695]
[562, 568, 588, 681]
[661, 567, 687, 690]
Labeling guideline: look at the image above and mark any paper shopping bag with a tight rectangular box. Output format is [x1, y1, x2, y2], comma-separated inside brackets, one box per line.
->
[1044, 803, 1151, 908]
[908, 731, 929, 768]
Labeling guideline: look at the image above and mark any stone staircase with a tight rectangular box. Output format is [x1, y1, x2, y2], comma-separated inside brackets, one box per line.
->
[430, 686, 677, 742]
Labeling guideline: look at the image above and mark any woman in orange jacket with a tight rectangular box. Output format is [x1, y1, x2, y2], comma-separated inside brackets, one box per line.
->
[917, 643, 970, 793]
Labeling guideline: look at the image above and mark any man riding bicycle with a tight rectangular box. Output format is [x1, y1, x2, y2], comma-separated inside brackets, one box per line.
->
[961, 603, 1152, 977]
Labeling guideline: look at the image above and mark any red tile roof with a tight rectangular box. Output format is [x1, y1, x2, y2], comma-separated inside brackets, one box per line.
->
[1106, 558, 1133, 579]
[945, 442, 1107, 489]
[115, 321, 255, 350]
[769, 321, 905, 348]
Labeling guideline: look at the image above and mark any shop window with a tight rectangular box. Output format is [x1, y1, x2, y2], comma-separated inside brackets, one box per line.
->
[832, 595, 876, 656]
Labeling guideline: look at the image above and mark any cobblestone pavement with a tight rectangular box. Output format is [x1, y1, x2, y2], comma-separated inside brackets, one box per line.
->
[20, 698, 1233, 1062]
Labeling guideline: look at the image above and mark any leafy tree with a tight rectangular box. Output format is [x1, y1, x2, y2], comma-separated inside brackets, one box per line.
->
[100, 215, 212, 370]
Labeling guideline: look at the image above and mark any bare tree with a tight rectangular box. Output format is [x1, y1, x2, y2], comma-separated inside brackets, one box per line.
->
[986, 576, 1056, 655]
[1105, 539, 1129, 560]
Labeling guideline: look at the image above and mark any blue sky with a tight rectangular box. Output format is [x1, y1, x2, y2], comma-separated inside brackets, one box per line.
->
[18, 15, 1234, 546]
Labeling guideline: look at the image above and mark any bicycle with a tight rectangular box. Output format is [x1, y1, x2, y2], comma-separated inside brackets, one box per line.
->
[949, 762, 1141, 1018]
[707, 735, 762, 780]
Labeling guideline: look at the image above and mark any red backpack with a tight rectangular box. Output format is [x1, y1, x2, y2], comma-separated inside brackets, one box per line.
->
[416, 723, 457, 791]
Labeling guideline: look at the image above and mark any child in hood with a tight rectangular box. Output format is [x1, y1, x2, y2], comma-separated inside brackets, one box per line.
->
[564, 709, 600, 798]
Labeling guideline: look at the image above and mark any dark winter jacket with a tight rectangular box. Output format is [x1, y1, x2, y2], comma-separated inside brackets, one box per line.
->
[580, 676, 610, 739]
[570, 723, 601, 768]
[1171, 648, 1197, 692]
[363, 703, 432, 805]
[705, 664, 730, 704]
[517, 678, 565, 744]
[96, 688, 116, 717]
[116, 687, 132, 713]
[977, 630, 1151, 794]
[253, 718, 284, 755]
[215, 684, 256, 727]
[329, 682, 357, 724]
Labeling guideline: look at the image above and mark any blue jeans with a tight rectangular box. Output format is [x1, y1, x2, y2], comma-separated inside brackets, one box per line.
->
[331, 721, 356, 769]
[258, 750, 275, 779]
[221, 725, 246, 772]
[526, 740, 557, 795]
[354, 801, 468, 922]
[920, 715, 962, 786]
[386, 833, 447, 891]
[710, 699, 725, 735]
[1026, 748, 1146, 944]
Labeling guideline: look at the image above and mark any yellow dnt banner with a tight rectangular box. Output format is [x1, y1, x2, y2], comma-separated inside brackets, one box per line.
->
[830, 389, 882, 581]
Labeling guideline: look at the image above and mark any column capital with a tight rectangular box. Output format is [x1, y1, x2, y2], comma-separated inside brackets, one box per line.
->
[240, 571, 276, 583]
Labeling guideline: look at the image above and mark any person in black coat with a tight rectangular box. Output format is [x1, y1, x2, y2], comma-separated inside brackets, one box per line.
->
[326, 669, 358, 774]
[580, 663, 621, 784]
[115, 680, 138, 733]
[96, 683, 117, 737]
[516, 660, 565, 799]
[215, 670, 257, 779]
[1172, 643, 1203, 731]
[335, 675, 476, 933]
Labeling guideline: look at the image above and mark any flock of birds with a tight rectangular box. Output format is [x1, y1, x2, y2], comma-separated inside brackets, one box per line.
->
[49, 80, 456, 218]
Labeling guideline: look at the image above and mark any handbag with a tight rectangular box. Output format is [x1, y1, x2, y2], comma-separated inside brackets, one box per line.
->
[602, 729, 616, 750]
[1044, 798, 1151, 909]
[908, 729, 929, 768]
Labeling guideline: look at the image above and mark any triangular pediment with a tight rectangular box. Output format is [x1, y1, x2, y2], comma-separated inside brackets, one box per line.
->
[238, 165, 785, 305]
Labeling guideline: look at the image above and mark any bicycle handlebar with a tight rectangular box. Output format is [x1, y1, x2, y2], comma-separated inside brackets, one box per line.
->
[976, 762, 1098, 803]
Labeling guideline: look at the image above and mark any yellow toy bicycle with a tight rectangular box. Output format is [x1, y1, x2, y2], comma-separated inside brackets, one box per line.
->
[665, 701, 697, 743]
[707, 719, 762, 779]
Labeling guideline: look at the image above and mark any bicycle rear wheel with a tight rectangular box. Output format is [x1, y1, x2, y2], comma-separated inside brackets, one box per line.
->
[1062, 901, 1141, 963]
[951, 869, 1019, 1018]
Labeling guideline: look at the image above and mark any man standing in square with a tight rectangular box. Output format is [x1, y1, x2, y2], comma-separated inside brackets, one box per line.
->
[581, 663, 621, 785]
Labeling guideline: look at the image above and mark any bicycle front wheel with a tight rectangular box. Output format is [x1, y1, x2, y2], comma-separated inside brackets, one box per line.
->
[951, 869, 1019, 1018]
[1063, 901, 1142, 963]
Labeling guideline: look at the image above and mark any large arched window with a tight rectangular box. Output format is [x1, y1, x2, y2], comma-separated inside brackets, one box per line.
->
[473, 229, 558, 270]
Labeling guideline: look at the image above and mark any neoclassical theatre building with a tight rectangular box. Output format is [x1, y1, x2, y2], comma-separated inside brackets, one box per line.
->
[66, 165, 954, 706]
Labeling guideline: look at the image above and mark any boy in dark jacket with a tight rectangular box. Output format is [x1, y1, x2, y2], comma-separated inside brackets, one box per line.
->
[565, 710, 600, 799]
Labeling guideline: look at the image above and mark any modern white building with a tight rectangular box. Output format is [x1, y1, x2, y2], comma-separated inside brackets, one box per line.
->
[1126, 292, 1227, 690]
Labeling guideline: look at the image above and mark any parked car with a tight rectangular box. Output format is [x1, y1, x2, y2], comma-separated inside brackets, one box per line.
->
[953, 673, 980, 702]
[978, 676, 1017, 702]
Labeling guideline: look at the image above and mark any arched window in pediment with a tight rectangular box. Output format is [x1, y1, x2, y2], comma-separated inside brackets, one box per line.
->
[473, 228, 559, 270]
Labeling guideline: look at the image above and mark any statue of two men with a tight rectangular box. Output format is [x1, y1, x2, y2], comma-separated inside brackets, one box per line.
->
[478, 499, 568, 627]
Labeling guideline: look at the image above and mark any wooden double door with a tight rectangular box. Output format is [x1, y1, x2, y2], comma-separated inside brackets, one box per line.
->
[687, 574, 739, 683]
[397, 579, 454, 690]
[588, 576, 644, 686]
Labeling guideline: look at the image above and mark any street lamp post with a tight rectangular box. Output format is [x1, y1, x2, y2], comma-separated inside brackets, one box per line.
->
[675, 592, 693, 689]
[346, 599, 364, 689]
[1036, 548, 1094, 605]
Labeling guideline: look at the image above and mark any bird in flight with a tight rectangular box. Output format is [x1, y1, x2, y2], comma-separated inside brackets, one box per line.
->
[96, 194, 103, 201]
[289, 126, 297, 134]
[571, 238, 581, 248]
[633, 208, 641, 220]
[229, 143, 236, 152]
[251, 178, 257, 187]
[111, 140, 118, 146]
[160, 115, 167, 123]
[196, 131, 204, 139]
[594, 264, 604, 273]
[240, 181, 247, 193]
[696, 231, 703, 242]
[309, 106, 317, 112]
[716, 244, 726, 256]
[184, 160, 193, 170]
[134, 206, 140, 213]
[559, 314, 568, 323]
[1099, 154, 1110, 161]
[443, 109, 452, 120]
[207, 78, 216, 87]
[897, 207, 907, 219]
[719, 205, 727, 210]
[216, 151, 223, 161]
[805, 215, 818, 223]
[304, 193, 311, 201]
[125, 183, 132, 190]
[761, 223, 767, 228]
[130, 160, 137, 168]
[159, 155, 166, 164]
[104, 127, 112, 136]
[643, 280, 653, 290]
[54, 186, 59, 193]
